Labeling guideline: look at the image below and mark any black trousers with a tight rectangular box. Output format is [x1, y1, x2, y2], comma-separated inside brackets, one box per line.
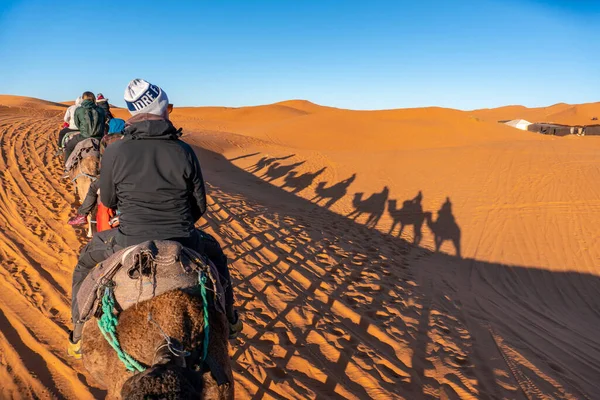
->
[77, 180, 99, 216]
[57, 128, 78, 149]
[71, 228, 235, 341]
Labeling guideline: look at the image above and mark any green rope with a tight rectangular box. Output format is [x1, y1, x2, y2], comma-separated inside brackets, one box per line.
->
[199, 272, 210, 363]
[97, 287, 146, 373]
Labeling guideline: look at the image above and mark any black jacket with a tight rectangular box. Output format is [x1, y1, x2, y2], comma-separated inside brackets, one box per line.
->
[97, 101, 113, 121]
[99, 117, 207, 247]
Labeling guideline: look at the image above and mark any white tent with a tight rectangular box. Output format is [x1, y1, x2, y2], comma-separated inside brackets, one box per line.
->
[504, 119, 532, 131]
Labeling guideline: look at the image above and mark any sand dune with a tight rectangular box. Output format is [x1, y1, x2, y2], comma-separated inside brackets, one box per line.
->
[0, 95, 68, 111]
[0, 97, 599, 399]
[472, 102, 600, 126]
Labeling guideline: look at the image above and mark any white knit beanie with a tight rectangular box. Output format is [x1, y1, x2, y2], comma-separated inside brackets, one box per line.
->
[124, 79, 169, 117]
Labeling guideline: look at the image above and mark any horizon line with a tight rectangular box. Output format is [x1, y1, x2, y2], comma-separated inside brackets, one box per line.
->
[0, 92, 595, 113]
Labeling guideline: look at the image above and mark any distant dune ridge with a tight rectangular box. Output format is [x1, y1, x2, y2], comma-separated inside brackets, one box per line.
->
[0, 94, 599, 398]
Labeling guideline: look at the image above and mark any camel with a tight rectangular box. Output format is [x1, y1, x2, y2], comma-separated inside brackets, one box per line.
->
[387, 199, 425, 245]
[424, 206, 461, 257]
[82, 289, 234, 399]
[311, 174, 356, 208]
[347, 187, 389, 228]
[68, 155, 99, 237]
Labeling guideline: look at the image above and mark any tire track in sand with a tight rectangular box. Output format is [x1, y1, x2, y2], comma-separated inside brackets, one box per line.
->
[0, 110, 101, 399]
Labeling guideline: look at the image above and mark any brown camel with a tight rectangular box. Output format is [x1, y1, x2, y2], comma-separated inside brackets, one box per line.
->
[424, 209, 461, 257]
[68, 155, 99, 237]
[387, 199, 425, 245]
[82, 290, 234, 399]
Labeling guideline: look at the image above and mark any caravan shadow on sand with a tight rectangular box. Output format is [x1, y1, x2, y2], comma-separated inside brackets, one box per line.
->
[248, 154, 296, 174]
[192, 144, 600, 399]
[424, 197, 461, 258]
[281, 167, 327, 194]
[311, 173, 357, 209]
[347, 186, 390, 229]
[261, 161, 306, 183]
[387, 191, 426, 245]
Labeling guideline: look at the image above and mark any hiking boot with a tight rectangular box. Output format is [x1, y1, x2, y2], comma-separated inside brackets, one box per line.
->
[67, 338, 82, 360]
[229, 311, 243, 339]
[68, 214, 87, 226]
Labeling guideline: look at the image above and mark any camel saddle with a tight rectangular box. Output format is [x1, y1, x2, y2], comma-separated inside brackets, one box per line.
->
[64, 137, 100, 172]
[75, 240, 226, 324]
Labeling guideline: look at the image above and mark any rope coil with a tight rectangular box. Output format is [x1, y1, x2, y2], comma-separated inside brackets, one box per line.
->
[97, 287, 146, 373]
[199, 272, 210, 363]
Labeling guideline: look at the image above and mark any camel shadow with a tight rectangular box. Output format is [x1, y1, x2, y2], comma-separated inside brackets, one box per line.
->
[424, 197, 461, 258]
[281, 167, 327, 194]
[311, 173, 356, 208]
[347, 186, 389, 228]
[388, 191, 425, 245]
[248, 154, 295, 174]
[186, 143, 600, 399]
[261, 161, 306, 182]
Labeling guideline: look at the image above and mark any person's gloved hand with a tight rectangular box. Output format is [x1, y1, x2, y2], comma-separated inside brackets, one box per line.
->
[109, 216, 120, 228]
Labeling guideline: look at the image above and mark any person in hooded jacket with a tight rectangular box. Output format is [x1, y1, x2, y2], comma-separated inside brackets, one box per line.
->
[96, 93, 113, 135]
[96, 93, 113, 121]
[67, 79, 241, 359]
[64, 91, 105, 160]
[57, 96, 82, 149]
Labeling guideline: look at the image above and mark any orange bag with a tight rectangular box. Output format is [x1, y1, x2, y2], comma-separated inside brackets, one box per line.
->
[96, 201, 116, 232]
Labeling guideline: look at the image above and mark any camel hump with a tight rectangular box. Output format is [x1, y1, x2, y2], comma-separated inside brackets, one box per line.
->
[76, 240, 226, 323]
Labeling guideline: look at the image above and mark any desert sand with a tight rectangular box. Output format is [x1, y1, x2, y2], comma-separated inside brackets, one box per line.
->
[0, 94, 599, 399]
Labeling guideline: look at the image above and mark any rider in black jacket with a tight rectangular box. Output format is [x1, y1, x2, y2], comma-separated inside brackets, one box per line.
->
[68, 80, 241, 358]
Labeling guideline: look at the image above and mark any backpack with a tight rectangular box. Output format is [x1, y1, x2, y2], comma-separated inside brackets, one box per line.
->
[108, 118, 125, 134]
[83, 106, 104, 138]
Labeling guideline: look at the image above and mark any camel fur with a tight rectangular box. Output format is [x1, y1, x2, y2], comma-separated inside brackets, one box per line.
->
[69, 155, 99, 237]
[82, 290, 234, 399]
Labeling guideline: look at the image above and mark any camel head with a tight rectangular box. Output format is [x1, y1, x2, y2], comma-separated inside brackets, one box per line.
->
[120, 336, 198, 399]
[314, 167, 327, 176]
[120, 364, 199, 400]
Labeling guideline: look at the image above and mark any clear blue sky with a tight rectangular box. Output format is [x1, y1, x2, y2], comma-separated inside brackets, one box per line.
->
[0, 0, 598, 110]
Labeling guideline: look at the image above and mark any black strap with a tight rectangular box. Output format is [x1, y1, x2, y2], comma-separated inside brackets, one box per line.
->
[204, 355, 229, 385]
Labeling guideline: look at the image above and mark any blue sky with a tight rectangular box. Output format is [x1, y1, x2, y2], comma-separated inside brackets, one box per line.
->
[0, 0, 598, 110]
